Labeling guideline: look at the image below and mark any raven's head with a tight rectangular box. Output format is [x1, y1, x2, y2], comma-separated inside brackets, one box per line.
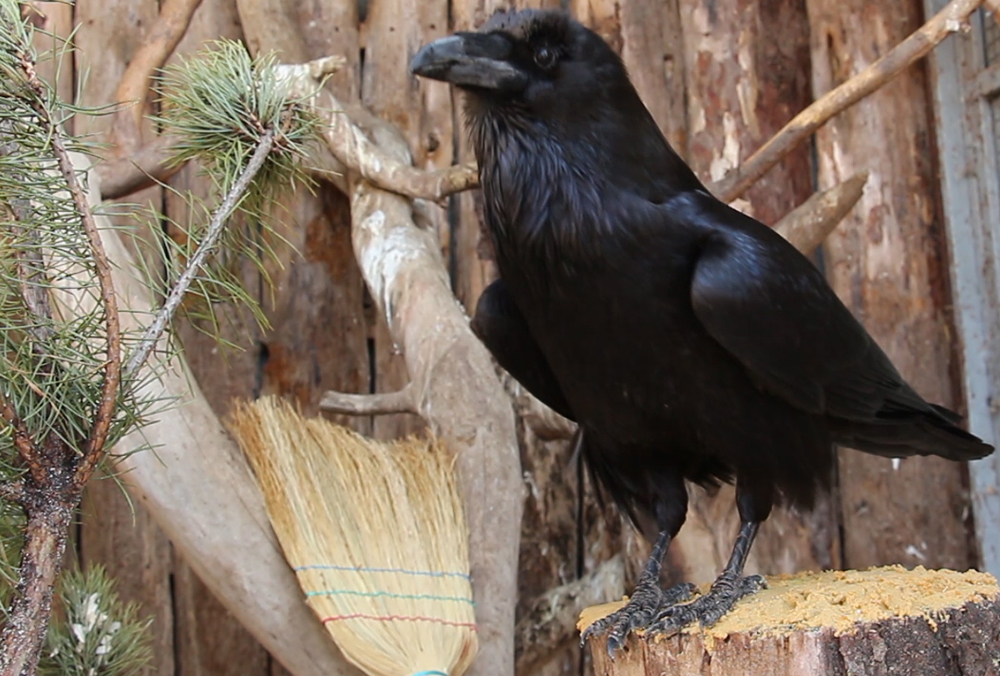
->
[410, 9, 631, 119]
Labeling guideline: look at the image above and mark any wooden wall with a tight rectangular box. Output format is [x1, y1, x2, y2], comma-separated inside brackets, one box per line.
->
[29, 0, 982, 673]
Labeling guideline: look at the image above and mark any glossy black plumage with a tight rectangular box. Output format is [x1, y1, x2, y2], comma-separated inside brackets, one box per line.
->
[411, 8, 994, 643]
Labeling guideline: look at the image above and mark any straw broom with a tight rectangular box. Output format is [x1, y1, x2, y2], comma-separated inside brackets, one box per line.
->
[229, 396, 478, 676]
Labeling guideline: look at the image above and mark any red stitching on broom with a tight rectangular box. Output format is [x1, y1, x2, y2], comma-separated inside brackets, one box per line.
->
[321, 613, 478, 630]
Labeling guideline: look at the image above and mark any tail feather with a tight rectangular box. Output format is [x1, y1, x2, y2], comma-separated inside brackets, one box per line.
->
[830, 407, 993, 461]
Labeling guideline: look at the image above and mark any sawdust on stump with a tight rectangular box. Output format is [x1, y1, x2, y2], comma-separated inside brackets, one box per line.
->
[580, 566, 1000, 676]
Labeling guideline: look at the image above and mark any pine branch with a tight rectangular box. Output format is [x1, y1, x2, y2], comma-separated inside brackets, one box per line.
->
[12, 48, 124, 486]
[124, 125, 277, 377]
[0, 395, 41, 489]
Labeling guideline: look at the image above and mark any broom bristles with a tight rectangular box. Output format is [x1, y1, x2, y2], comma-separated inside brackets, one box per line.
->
[229, 397, 478, 676]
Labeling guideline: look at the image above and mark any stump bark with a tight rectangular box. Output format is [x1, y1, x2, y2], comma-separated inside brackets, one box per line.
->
[580, 567, 1000, 676]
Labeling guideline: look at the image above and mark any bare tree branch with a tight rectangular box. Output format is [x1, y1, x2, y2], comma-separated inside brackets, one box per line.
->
[319, 386, 416, 416]
[710, 0, 985, 203]
[109, 0, 204, 154]
[276, 56, 480, 201]
[773, 172, 869, 257]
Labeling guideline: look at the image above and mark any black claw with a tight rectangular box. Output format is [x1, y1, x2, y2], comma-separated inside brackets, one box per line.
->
[605, 634, 622, 658]
[647, 574, 765, 636]
[582, 581, 697, 655]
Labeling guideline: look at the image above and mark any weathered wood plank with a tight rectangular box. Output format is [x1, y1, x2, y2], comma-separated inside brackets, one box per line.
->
[923, 0, 1000, 577]
[807, 0, 973, 570]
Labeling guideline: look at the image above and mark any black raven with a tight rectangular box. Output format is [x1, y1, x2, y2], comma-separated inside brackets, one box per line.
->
[411, 8, 994, 651]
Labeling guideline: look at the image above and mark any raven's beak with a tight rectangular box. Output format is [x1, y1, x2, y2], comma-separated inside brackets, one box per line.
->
[410, 33, 528, 92]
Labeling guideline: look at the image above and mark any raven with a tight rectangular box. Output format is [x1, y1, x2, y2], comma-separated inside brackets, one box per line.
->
[411, 9, 994, 651]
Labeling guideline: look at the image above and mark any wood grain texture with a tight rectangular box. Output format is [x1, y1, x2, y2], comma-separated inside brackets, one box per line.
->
[923, 0, 1000, 576]
[361, 0, 452, 440]
[586, 598, 1000, 676]
[807, 0, 974, 571]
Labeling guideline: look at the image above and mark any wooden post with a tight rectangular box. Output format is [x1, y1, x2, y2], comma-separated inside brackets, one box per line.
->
[806, 0, 974, 571]
[581, 568, 1000, 675]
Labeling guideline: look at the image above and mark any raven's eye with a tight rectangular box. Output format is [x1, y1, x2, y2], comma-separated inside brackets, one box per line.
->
[534, 46, 558, 70]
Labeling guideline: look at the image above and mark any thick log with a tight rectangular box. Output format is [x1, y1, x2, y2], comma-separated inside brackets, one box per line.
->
[581, 567, 1000, 675]
[360, 0, 451, 440]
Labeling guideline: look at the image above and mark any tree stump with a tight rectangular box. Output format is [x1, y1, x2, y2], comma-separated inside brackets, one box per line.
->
[579, 566, 1000, 676]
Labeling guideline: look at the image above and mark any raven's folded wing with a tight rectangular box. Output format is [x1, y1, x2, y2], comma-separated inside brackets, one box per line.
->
[686, 195, 939, 424]
[471, 279, 576, 421]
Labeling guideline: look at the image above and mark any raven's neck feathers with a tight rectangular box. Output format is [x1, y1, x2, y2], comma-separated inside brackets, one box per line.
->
[466, 86, 703, 270]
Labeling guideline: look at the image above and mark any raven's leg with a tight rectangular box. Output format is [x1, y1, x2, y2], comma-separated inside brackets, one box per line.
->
[580, 473, 694, 654]
[648, 483, 768, 634]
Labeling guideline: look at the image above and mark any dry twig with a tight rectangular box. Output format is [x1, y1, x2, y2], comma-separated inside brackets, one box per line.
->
[319, 385, 417, 416]
[773, 172, 869, 257]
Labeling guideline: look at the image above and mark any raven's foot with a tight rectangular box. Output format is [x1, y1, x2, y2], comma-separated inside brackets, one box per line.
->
[648, 573, 766, 635]
[580, 580, 696, 654]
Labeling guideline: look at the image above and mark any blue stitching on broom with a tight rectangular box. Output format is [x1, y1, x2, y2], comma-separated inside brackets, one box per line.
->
[305, 589, 475, 605]
[294, 564, 472, 580]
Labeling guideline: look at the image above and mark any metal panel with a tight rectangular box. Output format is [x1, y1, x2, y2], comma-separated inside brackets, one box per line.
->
[924, 0, 1000, 576]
